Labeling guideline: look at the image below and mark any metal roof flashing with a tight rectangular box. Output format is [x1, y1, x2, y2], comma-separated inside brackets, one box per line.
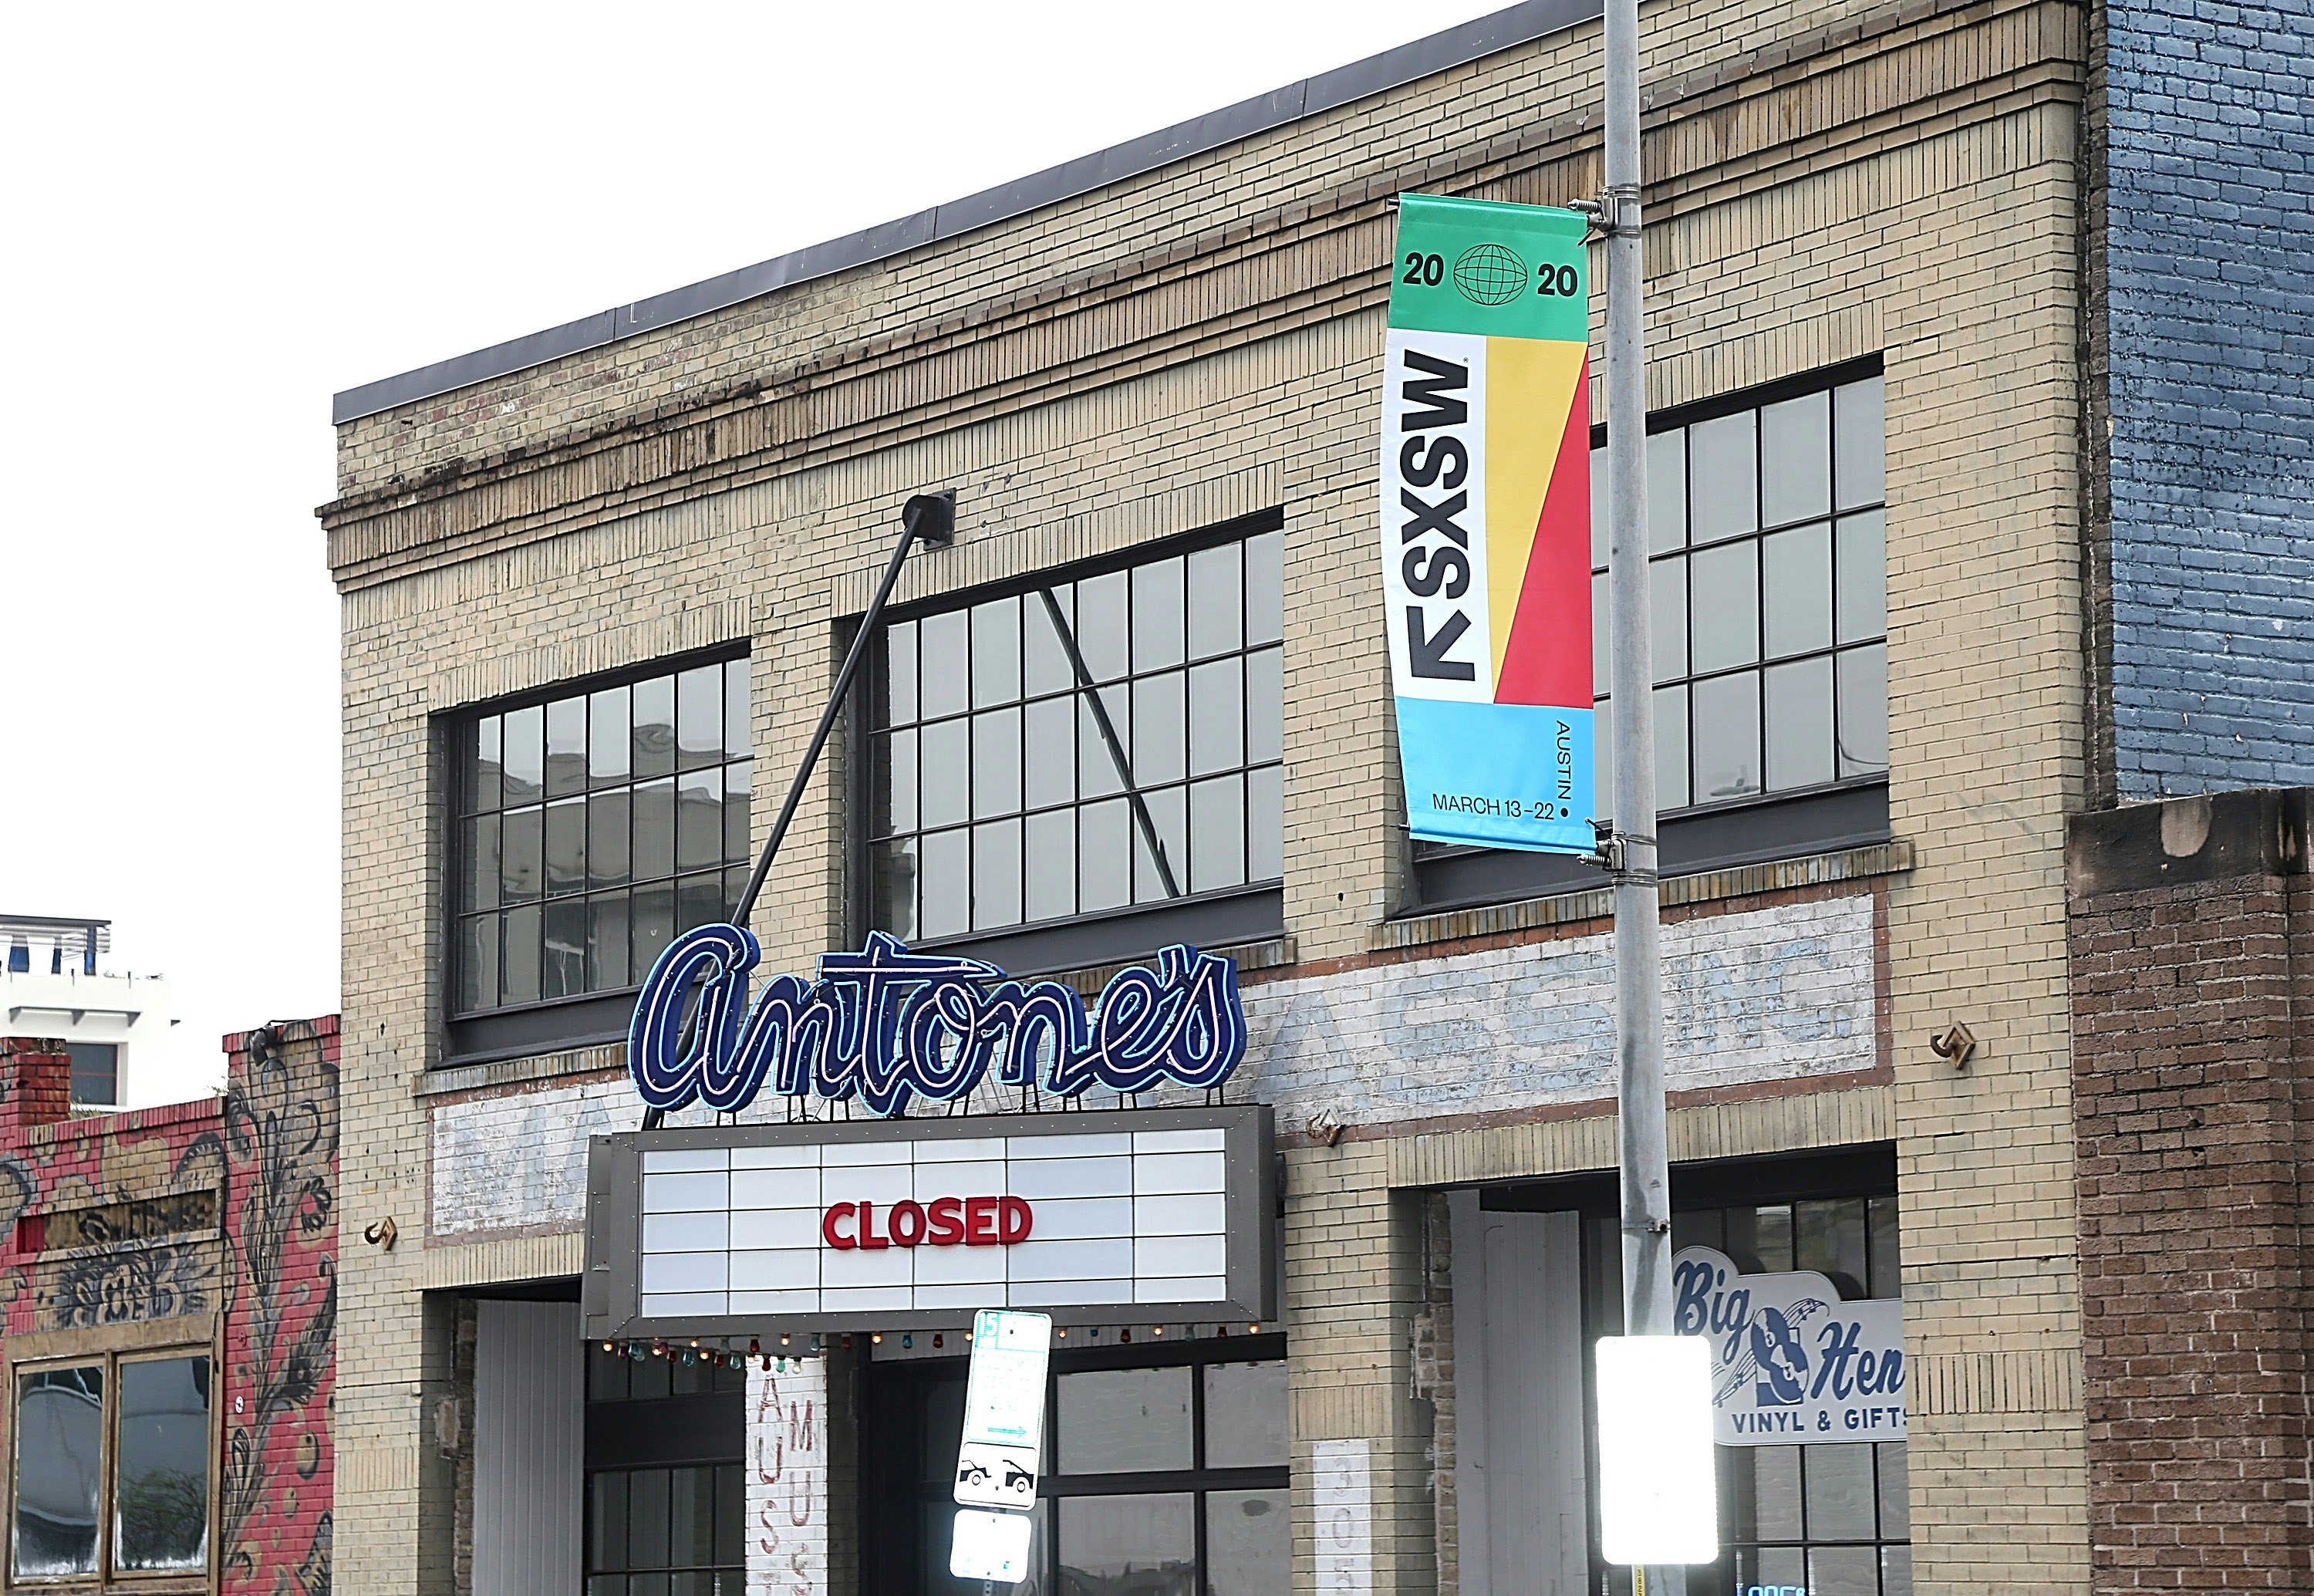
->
[329, 0, 1601, 427]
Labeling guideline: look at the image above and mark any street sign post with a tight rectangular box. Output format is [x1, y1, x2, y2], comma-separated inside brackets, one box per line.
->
[949, 1309, 1053, 1588]
[949, 1509, 1034, 1583]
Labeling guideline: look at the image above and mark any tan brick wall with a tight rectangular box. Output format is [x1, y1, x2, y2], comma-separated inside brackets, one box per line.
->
[327, 0, 2092, 1590]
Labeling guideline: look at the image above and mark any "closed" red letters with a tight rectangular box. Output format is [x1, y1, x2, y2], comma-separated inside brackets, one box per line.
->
[821, 1196, 1033, 1250]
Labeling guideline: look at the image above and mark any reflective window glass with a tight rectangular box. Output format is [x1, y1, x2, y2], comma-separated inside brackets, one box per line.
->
[869, 528, 1283, 937]
[113, 1357, 209, 1572]
[1764, 522, 1833, 658]
[1834, 376, 1887, 511]
[1689, 542, 1759, 673]
[1202, 1362, 1288, 1468]
[1688, 411, 1758, 543]
[885, 619, 919, 725]
[1837, 645, 1891, 776]
[1592, 367, 1887, 817]
[454, 662, 751, 1014]
[971, 598, 1022, 710]
[919, 610, 970, 720]
[1057, 1495, 1195, 1596]
[1692, 672, 1762, 801]
[590, 687, 632, 787]
[1057, 1368, 1192, 1473]
[1765, 656, 1834, 790]
[1761, 390, 1832, 527]
[1187, 542, 1244, 660]
[1206, 1491, 1287, 1596]
[1806, 1445, 1879, 1542]
[12, 1354, 228, 1584]
[546, 697, 588, 798]
[12, 1366, 103, 1579]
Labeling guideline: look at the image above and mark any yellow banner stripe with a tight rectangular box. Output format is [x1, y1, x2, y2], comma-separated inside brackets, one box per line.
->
[1484, 337, 1588, 687]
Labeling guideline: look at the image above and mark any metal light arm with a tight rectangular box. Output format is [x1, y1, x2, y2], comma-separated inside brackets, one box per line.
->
[639, 489, 955, 1132]
[732, 489, 955, 930]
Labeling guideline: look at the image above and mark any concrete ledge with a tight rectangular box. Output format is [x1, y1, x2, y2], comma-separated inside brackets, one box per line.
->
[2066, 788, 2309, 902]
[1054, 936, 1297, 997]
[1373, 838, 1914, 952]
[416, 1041, 623, 1099]
[1382, 1079, 1892, 1188]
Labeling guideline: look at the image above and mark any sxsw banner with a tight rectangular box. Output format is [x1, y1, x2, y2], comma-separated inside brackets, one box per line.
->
[1379, 194, 1594, 854]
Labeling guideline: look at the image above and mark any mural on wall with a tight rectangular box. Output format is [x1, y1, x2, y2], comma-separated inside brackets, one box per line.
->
[0, 1021, 339, 1596]
[180, 1024, 340, 1596]
[430, 894, 1881, 1237]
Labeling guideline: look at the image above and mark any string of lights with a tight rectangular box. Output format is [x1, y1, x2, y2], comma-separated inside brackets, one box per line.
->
[595, 1321, 1268, 1371]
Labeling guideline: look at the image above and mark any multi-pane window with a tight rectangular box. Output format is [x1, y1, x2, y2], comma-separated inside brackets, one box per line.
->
[454, 660, 751, 1014]
[9, 1353, 212, 1582]
[1668, 1195, 1909, 1596]
[868, 529, 1283, 942]
[583, 1347, 747, 1596]
[585, 1464, 744, 1596]
[1591, 373, 1888, 808]
[906, 1350, 1289, 1596]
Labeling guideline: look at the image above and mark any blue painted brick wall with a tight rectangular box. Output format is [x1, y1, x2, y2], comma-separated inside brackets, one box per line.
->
[2107, 0, 2314, 798]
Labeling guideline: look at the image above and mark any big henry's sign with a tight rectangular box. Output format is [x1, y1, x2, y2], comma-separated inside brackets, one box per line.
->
[1674, 1246, 1908, 1445]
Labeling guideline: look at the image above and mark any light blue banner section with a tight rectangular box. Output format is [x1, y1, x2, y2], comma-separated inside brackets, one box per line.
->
[1397, 698, 1597, 854]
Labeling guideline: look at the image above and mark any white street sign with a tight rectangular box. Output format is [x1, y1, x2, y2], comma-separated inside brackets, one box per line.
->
[953, 1440, 1040, 1511]
[950, 1508, 1034, 1581]
[961, 1309, 1052, 1453]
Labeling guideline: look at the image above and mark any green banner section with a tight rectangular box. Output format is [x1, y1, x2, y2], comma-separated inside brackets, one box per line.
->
[1386, 194, 1589, 342]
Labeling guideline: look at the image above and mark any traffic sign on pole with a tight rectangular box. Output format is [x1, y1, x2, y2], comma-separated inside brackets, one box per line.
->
[950, 1309, 1053, 1588]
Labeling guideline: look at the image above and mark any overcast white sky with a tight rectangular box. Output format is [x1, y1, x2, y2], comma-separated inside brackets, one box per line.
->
[0, 0, 1512, 1074]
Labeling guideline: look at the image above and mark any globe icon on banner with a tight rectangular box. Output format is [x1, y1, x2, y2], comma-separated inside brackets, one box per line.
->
[1452, 242, 1528, 305]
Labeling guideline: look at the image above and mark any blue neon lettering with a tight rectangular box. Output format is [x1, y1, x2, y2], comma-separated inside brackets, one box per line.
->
[626, 927, 1248, 1118]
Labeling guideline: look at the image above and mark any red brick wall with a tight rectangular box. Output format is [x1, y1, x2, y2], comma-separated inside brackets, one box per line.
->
[0, 1037, 72, 1139]
[0, 1017, 338, 1596]
[2069, 793, 2314, 1590]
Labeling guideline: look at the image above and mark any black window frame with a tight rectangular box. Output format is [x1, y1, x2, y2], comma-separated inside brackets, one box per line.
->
[847, 509, 1288, 977]
[1412, 356, 1891, 913]
[439, 646, 752, 1070]
[582, 1345, 749, 1596]
[860, 1331, 1290, 1596]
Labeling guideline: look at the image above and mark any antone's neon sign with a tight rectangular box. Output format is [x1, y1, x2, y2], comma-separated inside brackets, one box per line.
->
[626, 927, 1247, 1119]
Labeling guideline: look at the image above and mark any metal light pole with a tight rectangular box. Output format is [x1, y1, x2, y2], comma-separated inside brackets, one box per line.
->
[1599, 0, 1684, 1584]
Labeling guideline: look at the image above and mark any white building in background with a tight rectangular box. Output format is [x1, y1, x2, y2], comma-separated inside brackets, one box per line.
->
[0, 914, 213, 1110]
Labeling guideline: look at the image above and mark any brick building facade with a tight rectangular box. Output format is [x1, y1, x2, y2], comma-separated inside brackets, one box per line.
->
[2069, 792, 2314, 1589]
[312, 1, 2303, 1592]
[1, 1021, 338, 1596]
[2087, 0, 2314, 801]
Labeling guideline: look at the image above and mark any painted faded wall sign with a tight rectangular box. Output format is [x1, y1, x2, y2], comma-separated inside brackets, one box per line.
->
[745, 1358, 826, 1595]
[433, 894, 1875, 1237]
[1236, 893, 1874, 1121]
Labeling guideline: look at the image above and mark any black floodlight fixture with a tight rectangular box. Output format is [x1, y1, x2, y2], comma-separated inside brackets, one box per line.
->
[904, 488, 957, 548]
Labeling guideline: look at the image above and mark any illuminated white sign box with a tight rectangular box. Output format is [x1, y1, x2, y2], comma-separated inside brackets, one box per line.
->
[582, 1105, 1274, 1338]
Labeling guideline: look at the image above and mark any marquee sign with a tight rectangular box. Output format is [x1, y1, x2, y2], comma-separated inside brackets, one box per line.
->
[627, 927, 1247, 1119]
[1672, 1246, 1908, 1445]
[581, 1104, 1275, 1338]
